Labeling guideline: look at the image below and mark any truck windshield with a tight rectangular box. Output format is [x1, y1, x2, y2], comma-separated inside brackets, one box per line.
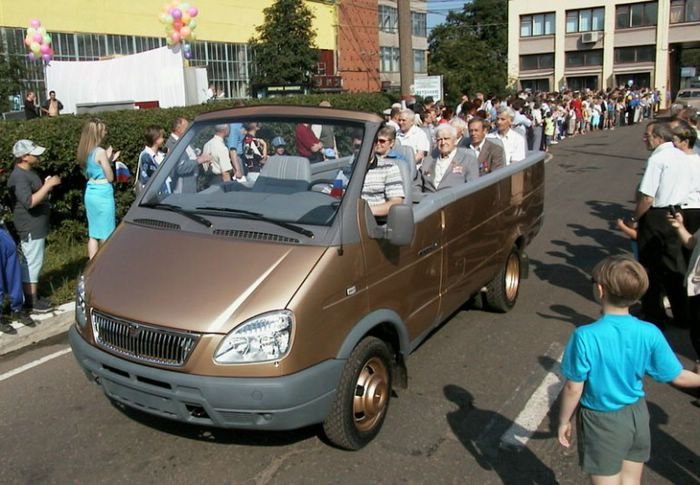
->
[139, 117, 365, 228]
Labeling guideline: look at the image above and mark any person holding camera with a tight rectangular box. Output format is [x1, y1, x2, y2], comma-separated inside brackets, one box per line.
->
[633, 121, 694, 329]
[8, 139, 61, 312]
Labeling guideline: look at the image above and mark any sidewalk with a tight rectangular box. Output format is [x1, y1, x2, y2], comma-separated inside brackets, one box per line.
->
[0, 302, 75, 356]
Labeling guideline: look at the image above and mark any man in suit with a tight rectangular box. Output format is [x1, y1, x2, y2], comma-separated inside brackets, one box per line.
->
[468, 117, 506, 175]
[418, 124, 479, 192]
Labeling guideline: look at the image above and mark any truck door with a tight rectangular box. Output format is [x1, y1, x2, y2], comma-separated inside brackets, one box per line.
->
[360, 203, 443, 343]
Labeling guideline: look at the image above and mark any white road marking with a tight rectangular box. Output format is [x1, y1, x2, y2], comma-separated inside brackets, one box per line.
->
[499, 343, 565, 450]
[0, 347, 72, 383]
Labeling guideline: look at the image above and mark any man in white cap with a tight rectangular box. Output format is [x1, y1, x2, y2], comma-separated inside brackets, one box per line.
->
[7, 139, 60, 312]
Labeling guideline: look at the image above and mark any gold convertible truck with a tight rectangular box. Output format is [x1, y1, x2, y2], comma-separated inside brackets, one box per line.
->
[69, 105, 544, 450]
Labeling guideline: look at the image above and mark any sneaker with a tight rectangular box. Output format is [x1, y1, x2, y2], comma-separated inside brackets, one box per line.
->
[27, 297, 53, 313]
[10, 310, 35, 327]
[550, 140, 559, 145]
[0, 316, 17, 334]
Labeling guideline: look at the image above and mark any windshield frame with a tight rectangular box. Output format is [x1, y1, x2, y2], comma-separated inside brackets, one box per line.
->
[128, 105, 384, 246]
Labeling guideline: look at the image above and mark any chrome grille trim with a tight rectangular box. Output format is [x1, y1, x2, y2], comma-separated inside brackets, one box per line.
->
[91, 310, 199, 367]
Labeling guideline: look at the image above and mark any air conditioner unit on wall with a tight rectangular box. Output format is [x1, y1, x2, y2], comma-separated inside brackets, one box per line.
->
[581, 32, 600, 44]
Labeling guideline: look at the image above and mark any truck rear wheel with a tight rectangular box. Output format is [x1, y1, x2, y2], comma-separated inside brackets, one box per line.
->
[484, 246, 521, 313]
[323, 336, 393, 450]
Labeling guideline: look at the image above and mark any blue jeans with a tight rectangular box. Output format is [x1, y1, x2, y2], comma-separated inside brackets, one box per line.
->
[0, 228, 24, 311]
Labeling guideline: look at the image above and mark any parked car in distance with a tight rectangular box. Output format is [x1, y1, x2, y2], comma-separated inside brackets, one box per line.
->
[69, 105, 545, 450]
[672, 88, 700, 112]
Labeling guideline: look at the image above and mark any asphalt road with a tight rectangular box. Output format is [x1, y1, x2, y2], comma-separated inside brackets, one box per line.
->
[1, 122, 698, 484]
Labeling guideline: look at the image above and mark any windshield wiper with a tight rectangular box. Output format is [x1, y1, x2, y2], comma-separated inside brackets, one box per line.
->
[195, 206, 314, 238]
[140, 202, 214, 228]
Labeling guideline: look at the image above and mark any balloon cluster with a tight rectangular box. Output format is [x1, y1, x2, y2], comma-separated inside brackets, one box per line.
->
[159, 1, 199, 59]
[24, 19, 53, 62]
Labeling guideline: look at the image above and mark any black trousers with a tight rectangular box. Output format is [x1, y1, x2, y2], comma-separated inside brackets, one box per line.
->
[637, 208, 690, 327]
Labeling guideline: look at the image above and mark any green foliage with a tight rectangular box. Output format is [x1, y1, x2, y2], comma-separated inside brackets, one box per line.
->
[249, 0, 319, 88]
[428, 0, 508, 104]
[0, 53, 26, 113]
[0, 91, 394, 238]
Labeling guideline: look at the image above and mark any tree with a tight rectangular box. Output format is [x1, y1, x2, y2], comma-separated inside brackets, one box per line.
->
[428, 0, 508, 104]
[249, 0, 318, 89]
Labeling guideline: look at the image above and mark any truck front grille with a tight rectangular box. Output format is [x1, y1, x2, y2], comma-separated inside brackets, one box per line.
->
[91, 311, 199, 367]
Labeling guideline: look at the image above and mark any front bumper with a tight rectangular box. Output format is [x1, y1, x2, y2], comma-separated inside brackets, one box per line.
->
[69, 326, 344, 430]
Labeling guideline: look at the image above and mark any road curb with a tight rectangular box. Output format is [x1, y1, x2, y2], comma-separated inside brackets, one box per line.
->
[0, 302, 75, 356]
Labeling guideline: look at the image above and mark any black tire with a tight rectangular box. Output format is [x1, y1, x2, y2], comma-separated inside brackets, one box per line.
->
[323, 336, 393, 450]
[484, 246, 521, 313]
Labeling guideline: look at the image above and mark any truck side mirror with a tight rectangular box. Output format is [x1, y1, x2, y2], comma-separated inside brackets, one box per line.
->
[386, 204, 414, 246]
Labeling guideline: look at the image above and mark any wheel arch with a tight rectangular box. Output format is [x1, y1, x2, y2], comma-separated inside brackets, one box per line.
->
[335, 309, 410, 361]
[335, 310, 409, 388]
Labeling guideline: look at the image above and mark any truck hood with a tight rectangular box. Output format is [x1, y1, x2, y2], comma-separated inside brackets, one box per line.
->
[85, 223, 326, 334]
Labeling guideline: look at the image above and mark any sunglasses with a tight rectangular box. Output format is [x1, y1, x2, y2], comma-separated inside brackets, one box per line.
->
[376, 138, 391, 144]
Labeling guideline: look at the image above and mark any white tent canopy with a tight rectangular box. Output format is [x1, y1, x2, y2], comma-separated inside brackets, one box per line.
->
[45, 46, 187, 114]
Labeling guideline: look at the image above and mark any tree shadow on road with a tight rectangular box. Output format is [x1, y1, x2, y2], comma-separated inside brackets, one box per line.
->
[646, 400, 700, 483]
[444, 384, 558, 484]
[537, 304, 594, 328]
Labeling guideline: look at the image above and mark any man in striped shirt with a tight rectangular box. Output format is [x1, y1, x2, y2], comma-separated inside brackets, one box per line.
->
[362, 126, 406, 217]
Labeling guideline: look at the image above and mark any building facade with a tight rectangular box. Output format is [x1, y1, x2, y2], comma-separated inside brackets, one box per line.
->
[0, 0, 337, 103]
[377, 0, 428, 90]
[508, 0, 700, 105]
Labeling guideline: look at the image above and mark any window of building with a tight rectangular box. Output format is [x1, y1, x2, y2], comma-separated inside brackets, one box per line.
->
[616, 2, 658, 28]
[412, 12, 427, 37]
[567, 75, 599, 91]
[565, 49, 603, 67]
[670, 0, 700, 23]
[520, 12, 555, 37]
[520, 78, 550, 92]
[520, 53, 554, 71]
[380, 46, 400, 73]
[413, 49, 426, 73]
[0, 26, 252, 103]
[614, 45, 656, 63]
[566, 7, 605, 32]
[379, 5, 398, 33]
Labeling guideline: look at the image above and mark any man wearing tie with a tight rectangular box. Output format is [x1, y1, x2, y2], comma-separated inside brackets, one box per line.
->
[468, 117, 505, 175]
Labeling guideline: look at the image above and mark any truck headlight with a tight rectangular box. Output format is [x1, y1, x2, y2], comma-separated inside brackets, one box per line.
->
[214, 310, 293, 364]
[75, 275, 87, 328]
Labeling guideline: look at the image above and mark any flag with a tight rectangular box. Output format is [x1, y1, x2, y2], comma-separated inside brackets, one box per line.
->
[115, 161, 131, 183]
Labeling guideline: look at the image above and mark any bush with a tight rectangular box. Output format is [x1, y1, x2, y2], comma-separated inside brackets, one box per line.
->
[0, 92, 396, 239]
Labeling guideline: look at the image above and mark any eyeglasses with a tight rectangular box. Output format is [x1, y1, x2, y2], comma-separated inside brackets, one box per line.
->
[436, 137, 452, 142]
[376, 138, 391, 144]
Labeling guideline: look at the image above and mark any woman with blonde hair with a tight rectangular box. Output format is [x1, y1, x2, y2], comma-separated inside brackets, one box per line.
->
[77, 118, 119, 259]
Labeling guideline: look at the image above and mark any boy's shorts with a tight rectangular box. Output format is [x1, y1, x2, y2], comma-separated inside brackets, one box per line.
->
[577, 398, 650, 476]
[19, 235, 45, 284]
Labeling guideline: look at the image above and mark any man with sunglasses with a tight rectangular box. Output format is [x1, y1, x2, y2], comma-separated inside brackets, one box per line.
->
[361, 126, 406, 217]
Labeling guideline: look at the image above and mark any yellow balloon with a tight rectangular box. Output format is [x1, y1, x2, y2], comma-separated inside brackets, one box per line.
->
[181, 13, 190, 24]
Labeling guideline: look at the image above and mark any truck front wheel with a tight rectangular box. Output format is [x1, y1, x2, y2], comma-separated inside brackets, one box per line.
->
[323, 336, 393, 450]
[484, 246, 521, 313]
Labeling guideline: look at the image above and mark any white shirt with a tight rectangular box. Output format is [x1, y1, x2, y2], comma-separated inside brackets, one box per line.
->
[639, 142, 693, 207]
[397, 125, 430, 159]
[202, 134, 232, 174]
[469, 139, 486, 158]
[434, 148, 457, 187]
[387, 120, 400, 133]
[487, 129, 526, 165]
[681, 152, 700, 208]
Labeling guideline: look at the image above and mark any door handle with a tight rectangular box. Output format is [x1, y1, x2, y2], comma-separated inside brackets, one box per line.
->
[418, 242, 439, 257]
